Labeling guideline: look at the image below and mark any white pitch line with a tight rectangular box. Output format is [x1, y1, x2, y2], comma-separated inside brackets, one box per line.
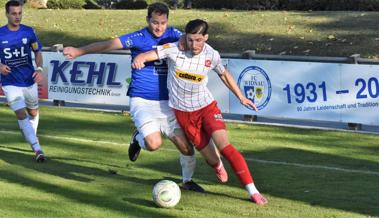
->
[0, 129, 123, 147]
[247, 158, 379, 176]
[1, 129, 379, 176]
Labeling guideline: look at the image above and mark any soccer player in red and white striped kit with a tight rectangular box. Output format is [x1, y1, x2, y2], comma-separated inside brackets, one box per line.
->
[132, 19, 268, 205]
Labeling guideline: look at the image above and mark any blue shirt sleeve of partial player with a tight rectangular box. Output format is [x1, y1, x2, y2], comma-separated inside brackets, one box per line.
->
[118, 31, 143, 50]
[117, 27, 183, 101]
[118, 27, 182, 50]
[171, 27, 182, 40]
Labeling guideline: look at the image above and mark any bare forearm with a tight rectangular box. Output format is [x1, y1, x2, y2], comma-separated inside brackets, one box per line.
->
[79, 38, 122, 56]
[220, 70, 244, 100]
[35, 52, 43, 68]
[80, 41, 113, 55]
[132, 50, 160, 69]
[221, 70, 258, 111]
[142, 50, 160, 62]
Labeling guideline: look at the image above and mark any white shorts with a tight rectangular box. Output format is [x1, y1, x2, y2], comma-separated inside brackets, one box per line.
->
[2, 83, 39, 111]
[130, 97, 180, 138]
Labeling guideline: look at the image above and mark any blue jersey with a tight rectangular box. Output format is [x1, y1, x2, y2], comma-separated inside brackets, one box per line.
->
[0, 24, 42, 87]
[118, 27, 182, 101]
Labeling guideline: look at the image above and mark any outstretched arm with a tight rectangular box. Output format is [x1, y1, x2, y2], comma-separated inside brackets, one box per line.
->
[63, 38, 123, 60]
[131, 50, 160, 70]
[219, 69, 258, 112]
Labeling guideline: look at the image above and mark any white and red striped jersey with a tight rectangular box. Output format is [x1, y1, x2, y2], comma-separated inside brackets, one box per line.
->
[157, 42, 225, 112]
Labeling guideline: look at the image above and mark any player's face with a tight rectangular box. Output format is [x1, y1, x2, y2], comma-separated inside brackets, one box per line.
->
[6, 6, 22, 28]
[186, 33, 208, 55]
[147, 12, 168, 38]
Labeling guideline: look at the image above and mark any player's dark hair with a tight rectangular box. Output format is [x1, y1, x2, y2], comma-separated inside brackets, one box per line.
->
[185, 19, 208, 35]
[147, 2, 169, 19]
[5, 0, 22, 13]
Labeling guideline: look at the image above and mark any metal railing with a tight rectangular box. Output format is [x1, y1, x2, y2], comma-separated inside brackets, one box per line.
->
[44, 45, 379, 65]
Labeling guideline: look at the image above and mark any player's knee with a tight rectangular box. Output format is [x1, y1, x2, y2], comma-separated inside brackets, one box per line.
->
[171, 135, 194, 155]
[27, 109, 38, 117]
[145, 137, 163, 151]
[181, 149, 194, 156]
[15, 109, 27, 120]
[180, 145, 194, 156]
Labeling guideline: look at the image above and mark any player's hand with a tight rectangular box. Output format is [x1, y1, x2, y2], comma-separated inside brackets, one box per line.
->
[0, 63, 11, 75]
[32, 70, 44, 85]
[63, 47, 82, 60]
[240, 97, 258, 112]
[132, 55, 146, 70]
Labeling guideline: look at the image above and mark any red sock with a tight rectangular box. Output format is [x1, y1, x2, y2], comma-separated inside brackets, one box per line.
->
[221, 144, 254, 186]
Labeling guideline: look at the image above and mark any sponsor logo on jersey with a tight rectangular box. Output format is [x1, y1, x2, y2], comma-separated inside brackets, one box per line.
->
[205, 59, 212, 67]
[175, 69, 204, 83]
[1, 41, 8, 44]
[237, 66, 272, 110]
[162, 43, 171, 49]
[214, 113, 223, 121]
[125, 39, 133, 47]
[32, 42, 39, 51]
[22, 38, 27, 44]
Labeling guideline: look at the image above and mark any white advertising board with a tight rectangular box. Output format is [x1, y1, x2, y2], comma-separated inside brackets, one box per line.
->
[44, 52, 131, 105]
[228, 59, 379, 125]
[41, 51, 379, 125]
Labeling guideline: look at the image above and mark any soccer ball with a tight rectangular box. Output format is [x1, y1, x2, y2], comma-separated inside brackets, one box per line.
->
[152, 180, 181, 208]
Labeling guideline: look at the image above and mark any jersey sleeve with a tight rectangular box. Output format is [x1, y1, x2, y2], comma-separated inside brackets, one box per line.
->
[30, 28, 42, 52]
[172, 27, 182, 41]
[212, 50, 226, 75]
[118, 32, 141, 49]
[156, 42, 179, 60]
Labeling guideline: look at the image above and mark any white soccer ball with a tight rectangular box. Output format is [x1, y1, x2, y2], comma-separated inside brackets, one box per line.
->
[152, 180, 181, 208]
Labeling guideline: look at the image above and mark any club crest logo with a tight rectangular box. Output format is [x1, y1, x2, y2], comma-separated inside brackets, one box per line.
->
[22, 38, 27, 44]
[237, 66, 272, 110]
[205, 59, 212, 67]
[125, 39, 133, 47]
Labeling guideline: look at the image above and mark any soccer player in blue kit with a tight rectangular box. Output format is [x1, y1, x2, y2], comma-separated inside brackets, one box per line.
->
[0, 0, 45, 162]
[63, 2, 224, 191]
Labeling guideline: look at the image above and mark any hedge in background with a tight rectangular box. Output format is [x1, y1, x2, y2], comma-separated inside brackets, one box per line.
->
[112, 0, 147, 9]
[47, 0, 86, 9]
[281, 0, 379, 11]
[84, 0, 102, 9]
[191, 0, 379, 10]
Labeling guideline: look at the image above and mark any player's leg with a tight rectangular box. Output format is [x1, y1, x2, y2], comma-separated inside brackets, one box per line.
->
[211, 130, 267, 204]
[27, 108, 39, 135]
[2, 85, 44, 162]
[129, 122, 163, 161]
[23, 83, 45, 162]
[197, 140, 228, 183]
[174, 107, 228, 184]
[168, 128, 205, 192]
[128, 97, 165, 161]
[161, 105, 204, 192]
[204, 101, 267, 205]
[25, 83, 39, 135]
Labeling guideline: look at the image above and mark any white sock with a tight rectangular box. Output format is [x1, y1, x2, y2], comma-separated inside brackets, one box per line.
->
[31, 143, 42, 152]
[246, 183, 260, 196]
[29, 113, 39, 135]
[136, 133, 146, 149]
[180, 154, 196, 183]
[18, 118, 41, 152]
